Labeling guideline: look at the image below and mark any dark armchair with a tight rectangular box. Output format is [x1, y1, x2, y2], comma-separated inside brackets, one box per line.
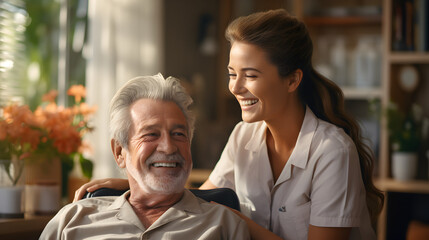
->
[84, 187, 241, 211]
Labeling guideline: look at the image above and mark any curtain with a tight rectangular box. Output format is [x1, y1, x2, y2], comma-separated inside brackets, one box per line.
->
[85, 0, 164, 178]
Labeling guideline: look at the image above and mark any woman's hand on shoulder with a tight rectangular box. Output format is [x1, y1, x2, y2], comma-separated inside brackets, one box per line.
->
[308, 225, 351, 240]
[73, 178, 130, 202]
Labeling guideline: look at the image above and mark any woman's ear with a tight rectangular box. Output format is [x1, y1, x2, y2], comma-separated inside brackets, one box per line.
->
[286, 69, 303, 93]
[111, 139, 126, 168]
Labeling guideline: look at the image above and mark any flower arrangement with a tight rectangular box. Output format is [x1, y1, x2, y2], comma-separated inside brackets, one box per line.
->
[0, 85, 96, 186]
[385, 103, 429, 152]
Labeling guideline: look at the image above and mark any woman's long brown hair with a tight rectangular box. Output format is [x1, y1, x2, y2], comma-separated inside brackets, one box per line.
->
[226, 9, 384, 225]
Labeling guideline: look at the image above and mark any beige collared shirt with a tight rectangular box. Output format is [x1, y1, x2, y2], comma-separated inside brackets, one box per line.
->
[209, 106, 375, 240]
[40, 189, 250, 240]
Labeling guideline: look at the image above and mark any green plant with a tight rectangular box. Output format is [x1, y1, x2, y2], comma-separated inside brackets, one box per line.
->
[0, 157, 25, 186]
[385, 103, 429, 152]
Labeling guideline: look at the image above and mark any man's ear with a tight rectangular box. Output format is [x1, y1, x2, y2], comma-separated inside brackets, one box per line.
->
[111, 139, 126, 168]
[286, 69, 303, 93]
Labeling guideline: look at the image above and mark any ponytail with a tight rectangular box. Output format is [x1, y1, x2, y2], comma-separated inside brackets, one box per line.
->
[302, 68, 385, 226]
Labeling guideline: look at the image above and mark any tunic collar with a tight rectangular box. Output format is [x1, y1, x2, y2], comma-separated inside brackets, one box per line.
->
[243, 106, 318, 170]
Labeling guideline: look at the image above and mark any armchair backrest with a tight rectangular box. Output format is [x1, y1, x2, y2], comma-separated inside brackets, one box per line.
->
[84, 187, 241, 211]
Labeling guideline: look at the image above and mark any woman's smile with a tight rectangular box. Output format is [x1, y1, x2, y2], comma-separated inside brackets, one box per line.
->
[239, 98, 259, 110]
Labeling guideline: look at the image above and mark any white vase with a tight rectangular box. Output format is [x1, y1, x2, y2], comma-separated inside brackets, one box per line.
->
[391, 152, 418, 181]
[0, 158, 25, 218]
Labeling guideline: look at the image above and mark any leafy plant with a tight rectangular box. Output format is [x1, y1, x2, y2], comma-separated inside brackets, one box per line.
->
[385, 103, 429, 152]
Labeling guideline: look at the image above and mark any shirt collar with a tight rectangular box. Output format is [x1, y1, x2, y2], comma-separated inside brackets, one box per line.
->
[109, 189, 203, 231]
[110, 190, 146, 230]
[289, 106, 318, 169]
[243, 106, 318, 170]
[244, 121, 267, 152]
[169, 188, 203, 214]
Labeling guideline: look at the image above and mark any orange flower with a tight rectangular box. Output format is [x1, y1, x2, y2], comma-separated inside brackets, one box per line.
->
[77, 102, 97, 116]
[42, 90, 58, 103]
[1, 84, 95, 173]
[0, 120, 7, 140]
[67, 85, 86, 103]
[1, 104, 41, 151]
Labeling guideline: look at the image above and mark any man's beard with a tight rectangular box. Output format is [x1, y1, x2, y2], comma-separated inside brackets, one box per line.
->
[125, 152, 191, 194]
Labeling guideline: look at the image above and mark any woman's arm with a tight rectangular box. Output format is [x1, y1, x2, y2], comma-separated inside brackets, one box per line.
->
[73, 178, 129, 202]
[74, 176, 216, 202]
[308, 225, 351, 240]
[234, 210, 351, 240]
[199, 179, 218, 189]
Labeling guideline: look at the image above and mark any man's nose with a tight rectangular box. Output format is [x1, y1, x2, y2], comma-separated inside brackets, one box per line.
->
[156, 135, 178, 154]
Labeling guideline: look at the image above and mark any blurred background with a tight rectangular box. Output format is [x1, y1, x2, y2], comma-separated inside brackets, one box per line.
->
[1, 0, 429, 239]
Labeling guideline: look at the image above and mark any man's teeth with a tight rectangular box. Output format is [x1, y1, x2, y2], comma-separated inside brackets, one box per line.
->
[240, 99, 258, 106]
[152, 162, 177, 168]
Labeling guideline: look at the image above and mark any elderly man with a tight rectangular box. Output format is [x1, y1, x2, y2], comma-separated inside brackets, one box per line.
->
[40, 74, 250, 239]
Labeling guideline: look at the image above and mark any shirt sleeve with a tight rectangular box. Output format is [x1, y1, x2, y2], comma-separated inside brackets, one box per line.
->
[208, 122, 243, 190]
[309, 145, 365, 227]
[230, 219, 251, 240]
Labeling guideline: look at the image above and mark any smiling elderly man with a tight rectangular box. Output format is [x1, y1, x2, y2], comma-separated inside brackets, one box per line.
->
[40, 74, 249, 240]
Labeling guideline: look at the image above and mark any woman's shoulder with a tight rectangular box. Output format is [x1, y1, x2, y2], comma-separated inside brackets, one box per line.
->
[313, 119, 355, 151]
[228, 121, 265, 145]
[231, 121, 264, 135]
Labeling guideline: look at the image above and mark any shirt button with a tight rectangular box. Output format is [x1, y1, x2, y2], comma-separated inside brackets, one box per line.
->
[279, 206, 286, 212]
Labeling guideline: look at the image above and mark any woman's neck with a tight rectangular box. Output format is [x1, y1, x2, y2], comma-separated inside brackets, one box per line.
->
[265, 103, 305, 181]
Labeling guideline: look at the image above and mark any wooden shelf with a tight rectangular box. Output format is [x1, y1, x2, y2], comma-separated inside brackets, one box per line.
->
[388, 52, 429, 64]
[342, 87, 382, 100]
[0, 214, 53, 239]
[303, 15, 382, 26]
[375, 178, 429, 194]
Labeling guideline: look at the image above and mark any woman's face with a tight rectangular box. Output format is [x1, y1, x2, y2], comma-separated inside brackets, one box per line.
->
[228, 41, 293, 123]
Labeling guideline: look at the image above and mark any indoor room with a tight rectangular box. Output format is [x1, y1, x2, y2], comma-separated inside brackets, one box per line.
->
[0, 0, 428, 239]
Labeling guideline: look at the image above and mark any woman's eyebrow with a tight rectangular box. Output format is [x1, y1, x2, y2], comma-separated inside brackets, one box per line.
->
[241, 67, 261, 73]
[227, 66, 262, 73]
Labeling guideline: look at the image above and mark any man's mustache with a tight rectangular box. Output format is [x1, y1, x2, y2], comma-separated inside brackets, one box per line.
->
[146, 152, 185, 166]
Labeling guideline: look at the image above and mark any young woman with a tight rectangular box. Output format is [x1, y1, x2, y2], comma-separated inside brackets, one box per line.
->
[75, 9, 384, 240]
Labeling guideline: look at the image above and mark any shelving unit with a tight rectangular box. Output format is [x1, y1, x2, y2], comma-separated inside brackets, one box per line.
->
[388, 52, 429, 63]
[377, 0, 429, 239]
[293, 0, 429, 239]
[376, 178, 429, 194]
[342, 87, 383, 99]
[303, 15, 382, 26]
[0, 214, 53, 239]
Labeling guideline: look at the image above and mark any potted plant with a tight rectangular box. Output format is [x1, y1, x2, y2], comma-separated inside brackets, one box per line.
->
[0, 85, 96, 215]
[386, 103, 429, 181]
[0, 105, 39, 218]
[25, 85, 96, 213]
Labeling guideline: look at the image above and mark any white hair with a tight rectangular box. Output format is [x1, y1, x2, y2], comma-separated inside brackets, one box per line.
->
[109, 73, 195, 149]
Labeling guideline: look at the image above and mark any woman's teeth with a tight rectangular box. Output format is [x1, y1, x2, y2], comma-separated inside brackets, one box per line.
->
[152, 162, 177, 168]
[240, 99, 258, 106]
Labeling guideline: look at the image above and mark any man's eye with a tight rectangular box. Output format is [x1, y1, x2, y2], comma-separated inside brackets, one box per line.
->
[245, 75, 257, 78]
[172, 132, 188, 140]
[173, 132, 186, 136]
[228, 73, 237, 78]
[142, 133, 158, 141]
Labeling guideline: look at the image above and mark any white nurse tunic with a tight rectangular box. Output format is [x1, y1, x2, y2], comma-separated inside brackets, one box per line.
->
[209, 106, 375, 240]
